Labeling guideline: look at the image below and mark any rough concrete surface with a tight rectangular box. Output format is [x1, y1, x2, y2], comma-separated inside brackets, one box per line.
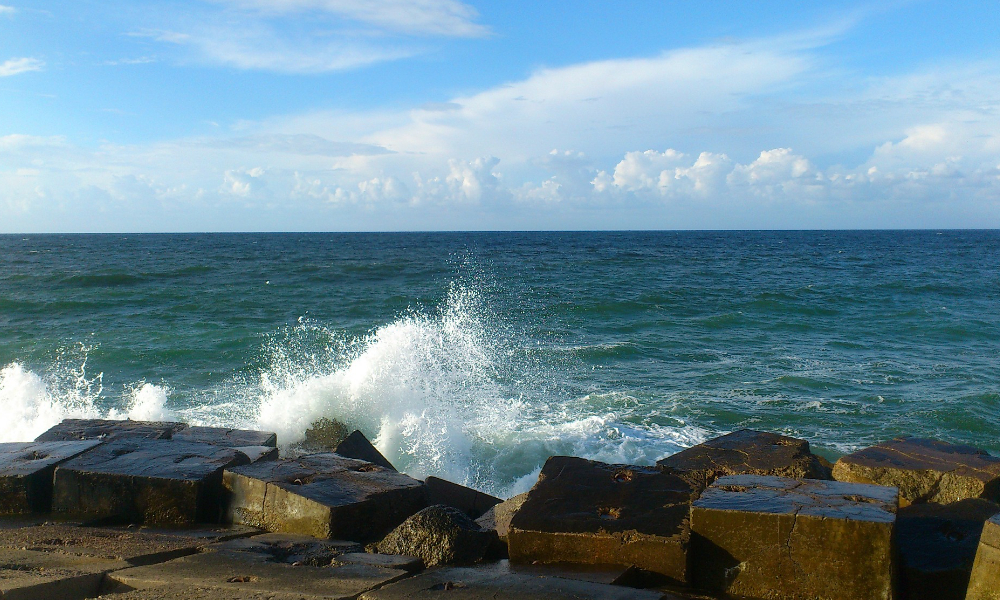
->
[965, 513, 1000, 600]
[0, 440, 102, 514]
[475, 492, 528, 541]
[335, 430, 397, 471]
[52, 438, 250, 526]
[0, 547, 127, 600]
[896, 498, 1000, 600]
[223, 453, 425, 541]
[0, 522, 258, 565]
[833, 437, 1000, 505]
[358, 562, 673, 600]
[508, 456, 696, 585]
[691, 474, 898, 600]
[35, 419, 188, 442]
[656, 429, 833, 490]
[108, 547, 409, 600]
[424, 476, 501, 519]
[173, 426, 277, 448]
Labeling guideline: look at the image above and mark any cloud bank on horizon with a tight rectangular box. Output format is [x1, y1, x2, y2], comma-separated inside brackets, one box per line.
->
[1, 1, 998, 231]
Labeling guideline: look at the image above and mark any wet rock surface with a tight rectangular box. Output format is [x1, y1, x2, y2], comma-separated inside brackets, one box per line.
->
[896, 498, 1000, 600]
[656, 429, 832, 490]
[52, 438, 250, 526]
[0, 440, 102, 514]
[691, 474, 897, 600]
[833, 436, 1000, 505]
[173, 426, 277, 448]
[35, 419, 188, 442]
[966, 513, 1000, 600]
[375, 504, 497, 567]
[424, 476, 502, 519]
[223, 452, 426, 540]
[508, 456, 696, 585]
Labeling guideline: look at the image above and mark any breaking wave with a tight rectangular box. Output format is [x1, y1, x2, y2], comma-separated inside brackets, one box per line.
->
[0, 285, 705, 498]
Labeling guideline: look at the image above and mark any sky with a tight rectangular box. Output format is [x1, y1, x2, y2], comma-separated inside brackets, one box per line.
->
[1, 1, 999, 232]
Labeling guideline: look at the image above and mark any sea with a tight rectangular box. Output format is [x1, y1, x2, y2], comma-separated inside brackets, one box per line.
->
[1, 231, 998, 497]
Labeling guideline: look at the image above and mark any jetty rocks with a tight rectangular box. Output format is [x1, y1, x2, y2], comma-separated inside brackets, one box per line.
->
[1, 419, 999, 600]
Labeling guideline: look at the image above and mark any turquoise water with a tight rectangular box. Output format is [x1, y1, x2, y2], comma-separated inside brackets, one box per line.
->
[1, 231, 998, 496]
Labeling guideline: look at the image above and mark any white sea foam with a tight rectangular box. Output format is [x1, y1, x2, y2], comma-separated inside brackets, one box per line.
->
[0, 286, 707, 498]
[252, 285, 707, 497]
[0, 348, 176, 442]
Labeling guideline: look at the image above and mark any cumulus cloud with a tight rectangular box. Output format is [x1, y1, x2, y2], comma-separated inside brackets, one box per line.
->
[0, 57, 44, 77]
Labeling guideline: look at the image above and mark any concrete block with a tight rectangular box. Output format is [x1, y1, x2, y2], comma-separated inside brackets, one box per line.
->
[357, 562, 673, 600]
[966, 513, 1000, 600]
[0, 440, 102, 514]
[425, 476, 502, 519]
[223, 452, 426, 541]
[235, 445, 279, 463]
[476, 492, 528, 541]
[834, 437, 1000, 505]
[0, 547, 126, 600]
[657, 429, 832, 490]
[691, 474, 898, 600]
[897, 499, 1000, 600]
[0, 521, 258, 566]
[335, 430, 396, 471]
[173, 426, 277, 448]
[52, 438, 250, 526]
[507, 456, 696, 585]
[35, 418, 187, 442]
[108, 545, 409, 600]
[209, 532, 362, 565]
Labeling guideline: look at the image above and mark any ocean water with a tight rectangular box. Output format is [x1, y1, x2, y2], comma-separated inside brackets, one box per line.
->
[1, 231, 998, 497]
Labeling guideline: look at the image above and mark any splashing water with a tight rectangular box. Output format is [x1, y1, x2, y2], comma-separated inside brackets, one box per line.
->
[0, 345, 175, 442]
[0, 286, 705, 498]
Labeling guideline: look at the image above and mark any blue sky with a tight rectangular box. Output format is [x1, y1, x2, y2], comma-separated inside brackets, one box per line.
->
[1, 1, 999, 231]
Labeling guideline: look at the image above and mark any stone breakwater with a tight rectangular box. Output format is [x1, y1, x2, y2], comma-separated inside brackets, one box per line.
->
[0, 421, 998, 599]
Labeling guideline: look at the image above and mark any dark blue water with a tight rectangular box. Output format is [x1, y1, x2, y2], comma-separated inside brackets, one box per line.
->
[1, 231, 998, 495]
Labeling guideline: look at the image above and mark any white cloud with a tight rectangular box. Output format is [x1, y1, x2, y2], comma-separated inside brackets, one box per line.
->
[0, 5, 15, 15]
[0, 57, 44, 77]
[213, 0, 489, 37]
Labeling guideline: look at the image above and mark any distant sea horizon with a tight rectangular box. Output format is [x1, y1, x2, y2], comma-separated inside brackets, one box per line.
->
[2, 230, 997, 497]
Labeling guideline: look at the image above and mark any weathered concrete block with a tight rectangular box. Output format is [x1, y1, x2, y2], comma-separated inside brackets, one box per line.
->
[223, 452, 426, 541]
[507, 456, 696, 585]
[0, 522, 258, 566]
[0, 440, 102, 514]
[0, 548, 126, 600]
[357, 562, 673, 600]
[425, 476, 502, 519]
[657, 429, 832, 490]
[52, 438, 250, 526]
[235, 445, 280, 462]
[107, 543, 409, 600]
[335, 430, 397, 471]
[209, 532, 362, 565]
[476, 492, 528, 542]
[35, 418, 187, 442]
[173, 425, 277, 448]
[375, 504, 497, 567]
[833, 437, 1000, 505]
[966, 513, 1000, 600]
[897, 499, 1000, 600]
[335, 552, 424, 572]
[691, 474, 898, 600]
